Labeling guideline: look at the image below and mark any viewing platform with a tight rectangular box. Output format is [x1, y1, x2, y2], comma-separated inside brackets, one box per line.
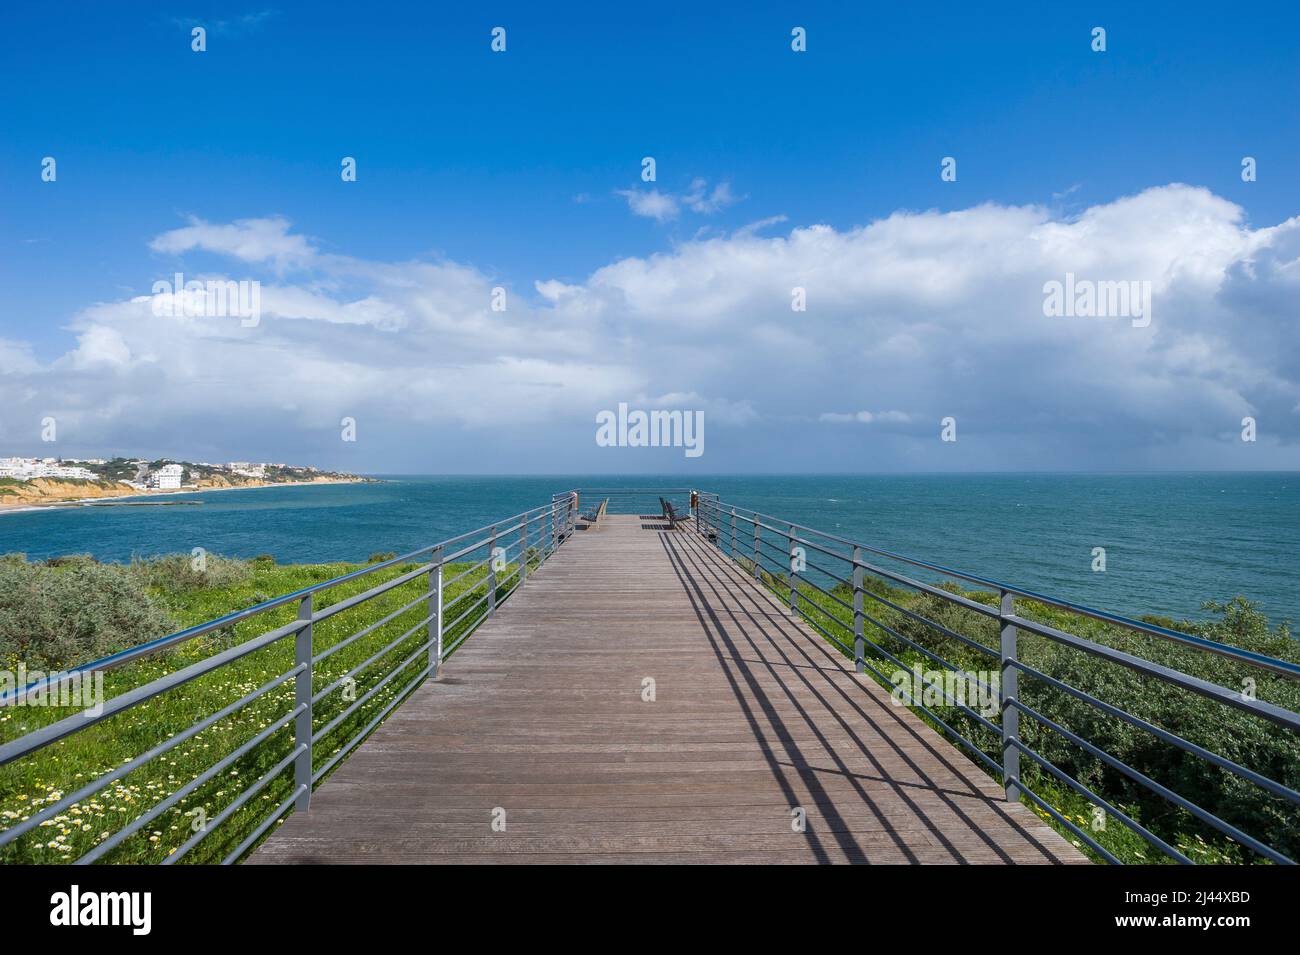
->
[250, 514, 1081, 864]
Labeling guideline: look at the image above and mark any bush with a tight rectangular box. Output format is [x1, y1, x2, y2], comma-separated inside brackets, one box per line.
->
[0, 560, 175, 670]
[367, 552, 397, 564]
[129, 554, 251, 594]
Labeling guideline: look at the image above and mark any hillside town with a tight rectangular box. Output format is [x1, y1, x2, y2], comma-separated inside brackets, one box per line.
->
[0, 458, 101, 481]
[0, 456, 345, 487]
[0, 456, 368, 509]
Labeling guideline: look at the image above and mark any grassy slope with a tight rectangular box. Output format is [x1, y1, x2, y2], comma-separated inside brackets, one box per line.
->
[0, 557, 520, 864]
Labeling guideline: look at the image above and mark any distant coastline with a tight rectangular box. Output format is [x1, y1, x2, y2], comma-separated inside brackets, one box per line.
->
[0, 476, 372, 516]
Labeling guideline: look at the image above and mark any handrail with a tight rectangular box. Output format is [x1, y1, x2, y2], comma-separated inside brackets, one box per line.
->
[572, 487, 693, 493]
[572, 487, 691, 515]
[0, 501, 563, 707]
[0, 494, 578, 865]
[693, 493, 1300, 865]
[714, 500, 1300, 678]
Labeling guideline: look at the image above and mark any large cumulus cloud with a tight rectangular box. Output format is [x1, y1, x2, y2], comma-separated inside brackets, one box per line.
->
[2, 185, 1297, 472]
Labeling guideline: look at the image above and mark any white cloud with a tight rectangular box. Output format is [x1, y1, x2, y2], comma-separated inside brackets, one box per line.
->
[534, 279, 581, 302]
[66, 326, 132, 368]
[684, 179, 740, 214]
[616, 189, 679, 222]
[735, 215, 788, 237]
[149, 216, 317, 270]
[617, 178, 741, 223]
[6, 185, 1300, 470]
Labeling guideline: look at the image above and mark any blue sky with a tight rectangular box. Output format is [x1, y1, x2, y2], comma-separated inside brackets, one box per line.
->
[2, 2, 1299, 472]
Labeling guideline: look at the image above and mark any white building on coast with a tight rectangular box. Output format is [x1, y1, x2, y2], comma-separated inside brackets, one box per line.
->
[145, 463, 185, 490]
[0, 458, 98, 481]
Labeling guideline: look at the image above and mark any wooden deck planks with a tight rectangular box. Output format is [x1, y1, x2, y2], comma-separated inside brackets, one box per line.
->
[250, 514, 1085, 865]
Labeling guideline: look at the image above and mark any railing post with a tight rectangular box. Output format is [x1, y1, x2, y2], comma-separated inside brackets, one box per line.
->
[853, 545, 865, 674]
[519, 518, 528, 588]
[294, 593, 313, 812]
[487, 525, 498, 617]
[429, 546, 444, 678]
[787, 525, 798, 616]
[752, 519, 761, 581]
[550, 504, 557, 555]
[730, 507, 737, 560]
[1000, 589, 1020, 802]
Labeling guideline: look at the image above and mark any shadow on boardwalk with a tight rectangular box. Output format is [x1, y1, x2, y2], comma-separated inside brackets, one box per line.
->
[251, 515, 1084, 864]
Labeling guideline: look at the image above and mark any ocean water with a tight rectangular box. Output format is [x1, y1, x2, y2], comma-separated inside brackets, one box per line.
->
[1, 473, 1297, 625]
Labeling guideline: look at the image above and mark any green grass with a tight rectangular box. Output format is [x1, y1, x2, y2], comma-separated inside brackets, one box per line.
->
[0, 553, 536, 864]
[733, 554, 1299, 865]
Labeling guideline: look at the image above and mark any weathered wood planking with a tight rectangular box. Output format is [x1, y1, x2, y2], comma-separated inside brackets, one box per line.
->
[251, 515, 1085, 865]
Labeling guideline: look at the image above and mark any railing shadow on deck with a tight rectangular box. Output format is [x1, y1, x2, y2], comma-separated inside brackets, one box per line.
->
[658, 529, 1073, 864]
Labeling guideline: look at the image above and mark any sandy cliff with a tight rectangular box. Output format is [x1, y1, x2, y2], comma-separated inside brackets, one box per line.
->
[0, 474, 365, 509]
[0, 478, 140, 506]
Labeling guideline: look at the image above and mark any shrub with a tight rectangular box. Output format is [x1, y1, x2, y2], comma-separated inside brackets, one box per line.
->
[129, 554, 252, 594]
[45, 554, 98, 568]
[0, 559, 175, 669]
[367, 552, 397, 564]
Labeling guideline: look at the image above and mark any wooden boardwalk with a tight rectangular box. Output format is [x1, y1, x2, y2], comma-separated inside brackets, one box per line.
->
[251, 515, 1084, 865]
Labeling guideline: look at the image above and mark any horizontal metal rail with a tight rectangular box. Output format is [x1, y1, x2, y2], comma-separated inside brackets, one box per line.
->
[0, 501, 564, 707]
[0, 495, 576, 865]
[0, 665, 303, 848]
[572, 487, 692, 515]
[695, 494, 1300, 866]
[0, 618, 305, 766]
[710, 500, 1300, 677]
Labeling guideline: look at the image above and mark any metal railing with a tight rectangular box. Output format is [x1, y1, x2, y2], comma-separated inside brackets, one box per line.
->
[572, 487, 692, 516]
[0, 496, 577, 865]
[693, 495, 1300, 865]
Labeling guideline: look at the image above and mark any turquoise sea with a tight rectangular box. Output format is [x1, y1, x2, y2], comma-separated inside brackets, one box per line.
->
[1, 473, 1297, 625]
